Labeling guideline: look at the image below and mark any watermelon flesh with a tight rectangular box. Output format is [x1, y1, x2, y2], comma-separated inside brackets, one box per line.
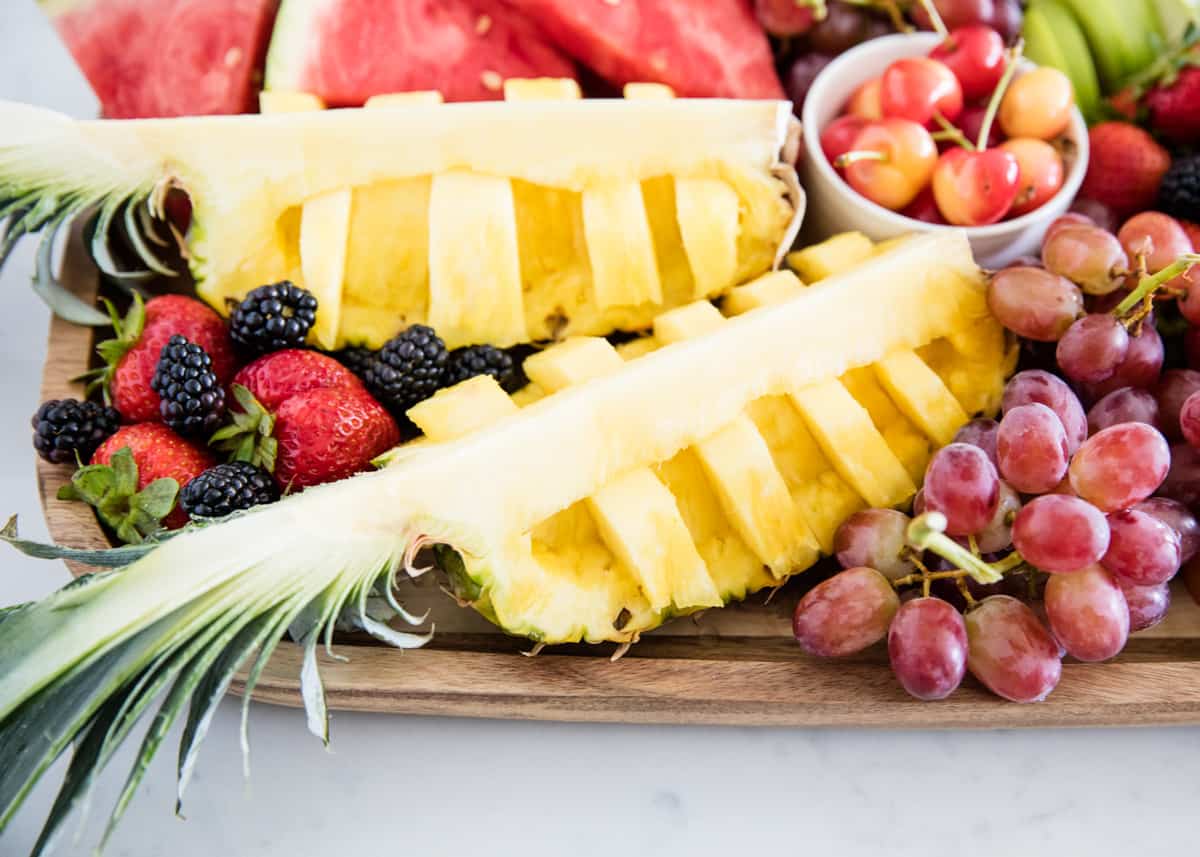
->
[47, 0, 279, 118]
[496, 0, 784, 98]
[264, 0, 575, 104]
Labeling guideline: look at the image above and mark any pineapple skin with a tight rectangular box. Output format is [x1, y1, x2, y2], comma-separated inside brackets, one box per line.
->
[405, 232, 1015, 645]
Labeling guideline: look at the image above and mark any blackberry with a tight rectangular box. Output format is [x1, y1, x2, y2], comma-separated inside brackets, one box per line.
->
[179, 461, 280, 519]
[229, 281, 318, 354]
[31, 398, 120, 464]
[363, 324, 448, 415]
[151, 334, 227, 436]
[445, 344, 518, 390]
[333, 346, 376, 381]
[1158, 155, 1200, 222]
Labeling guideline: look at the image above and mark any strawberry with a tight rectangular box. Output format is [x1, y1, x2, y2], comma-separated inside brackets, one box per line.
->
[1146, 67, 1200, 144]
[89, 294, 237, 422]
[272, 385, 401, 491]
[214, 350, 398, 491]
[62, 423, 216, 539]
[232, 349, 362, 413]
[1080, 122, 1171, 217]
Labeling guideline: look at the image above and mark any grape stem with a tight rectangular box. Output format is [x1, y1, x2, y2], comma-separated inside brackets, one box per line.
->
[976, 38, 1024, 151]
[907, 512, 1006, 584]
[834, 149, 888, 167]
[1112, 253, 1200, 319]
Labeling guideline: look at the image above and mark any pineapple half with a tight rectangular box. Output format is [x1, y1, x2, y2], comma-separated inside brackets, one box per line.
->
[0, 83, 800, 348]
[0, 231, 1012, 851]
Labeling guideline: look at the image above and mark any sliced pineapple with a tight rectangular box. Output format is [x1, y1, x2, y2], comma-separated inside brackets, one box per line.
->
[787, 231, 874, 282]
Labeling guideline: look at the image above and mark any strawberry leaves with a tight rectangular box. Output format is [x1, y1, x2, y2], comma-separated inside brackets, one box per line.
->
[76, 293, 147, 403]
[57, 447, 178, 544]
[209, 384, 278, 473]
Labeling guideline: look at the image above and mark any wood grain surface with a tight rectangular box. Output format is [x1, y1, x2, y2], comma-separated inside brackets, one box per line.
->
[36, 230, 1200, 728]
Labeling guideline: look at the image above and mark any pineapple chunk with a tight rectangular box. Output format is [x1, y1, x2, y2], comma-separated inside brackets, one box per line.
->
[722, 270, 804, 316]
[874, 349, 970, 447]
[787, 231, 874, 282]
[428, 170, 525, 346]
[615, 336, 660, 361]
[839, 366, 931, 483]
[503, 78, 582, 100]
[622, 83, 676, 99]
[674, 179, 741, 300]
[523, 337, 622, 390]
[408, 376, 518, 441]
[258, 91, 325, 112]
[790, 381, 916, 509]
[582, 183, 663, 310]
[363, 92, 445, 107]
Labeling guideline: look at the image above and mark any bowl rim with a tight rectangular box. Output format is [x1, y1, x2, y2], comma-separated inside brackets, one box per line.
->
[800, 31, 1090, 239]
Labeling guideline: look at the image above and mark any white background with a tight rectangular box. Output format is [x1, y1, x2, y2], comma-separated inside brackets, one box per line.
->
[2, 1, 1200, 854]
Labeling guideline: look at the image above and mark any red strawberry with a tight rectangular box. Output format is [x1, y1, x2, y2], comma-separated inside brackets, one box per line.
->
[232, 349, 361, 413]
[1080, 122, 1171, 217]
[89, 423, 215, 530]
[272, 386, 400, 491]
[92, 294, 237, 422]
[1146, 66, 1200, 145]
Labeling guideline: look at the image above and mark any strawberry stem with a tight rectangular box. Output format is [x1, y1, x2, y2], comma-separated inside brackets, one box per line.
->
[1113, 254, 1200, 318]
[976, 38, 1024, 151]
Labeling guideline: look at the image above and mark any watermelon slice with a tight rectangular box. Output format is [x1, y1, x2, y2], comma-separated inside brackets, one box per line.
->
[264, 0, 576, 104]
[495, 0, 784, 99]
[45, 0, 280, 118]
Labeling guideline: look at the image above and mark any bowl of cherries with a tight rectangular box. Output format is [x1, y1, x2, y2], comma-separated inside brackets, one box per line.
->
[801, 28, 1088, 267]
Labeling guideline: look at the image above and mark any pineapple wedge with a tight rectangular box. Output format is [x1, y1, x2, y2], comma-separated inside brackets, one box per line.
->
[0, 88, 798, 349]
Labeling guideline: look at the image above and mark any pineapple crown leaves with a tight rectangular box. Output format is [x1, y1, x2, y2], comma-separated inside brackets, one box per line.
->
[209, 384, 279, 473]
[56, 447, 179, 545]
[0, 514, 159, 568]
[74, 292, 148, 401]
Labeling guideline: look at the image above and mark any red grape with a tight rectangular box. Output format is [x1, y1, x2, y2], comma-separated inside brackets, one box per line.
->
[996, 403, 1069, 493]
[888, 597, 968, 700]
[1081, 323, 1164, 400]
[1056, 314, 1129, 384]
[953, 418, 999, 467]
[786, 52, 835, 113]
[1002, 369, 1088, 454]
[1042, 225, 1129, 296]
[1186, 325, 1200, 370]
[987, 268, 1083, 342]
[1101, 508, 1181, 585]
[976, 480, 1021, 553]
[1012, 494, 1110, 573]
[913, 0, 996, 31]
[923, 443, 1000, 535]
[1046, 212, 1094, 242]
[1068, 422, 1170, 511]
[1180, 391, 1200, 449]
[1086, 387, 1160, 434]
[1044, 564, 1129, 662]
[792, 566, 899, 657]
[1160, 442, 1200, 510]
[834, 508, 915, 580]
[1118, 579, 1171, 632]
[755, 0, 819, 36]
[1154, 369, 1200, 441]
[808, 2, 874, 54]
[986, 0, 1023, 41]
[1135, 497, 1200, 563]
[1118, 212, 1194, 282]
[1068, 197, 1119, 234]
[965, 595, 1062, 703]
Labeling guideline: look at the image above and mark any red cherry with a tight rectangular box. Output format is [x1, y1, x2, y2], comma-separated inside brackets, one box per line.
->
[930, 25, 1007, 101]
[931, 147, 1020, 226]
[880, 57, 964, 127]
[821, 115, 870, 165]
[901, 186, 947, 224]
[1001, 138, 1065, 217]
[955, 105, 1004, 150]
[841, 118, 939, 211]
[845, 77, 883, 120]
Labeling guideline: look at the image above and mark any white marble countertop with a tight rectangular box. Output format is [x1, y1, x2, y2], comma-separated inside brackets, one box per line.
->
[2, 2, 1200, 855]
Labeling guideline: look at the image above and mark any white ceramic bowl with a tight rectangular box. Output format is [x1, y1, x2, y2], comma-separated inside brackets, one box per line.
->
[800, 32, 1089, 268]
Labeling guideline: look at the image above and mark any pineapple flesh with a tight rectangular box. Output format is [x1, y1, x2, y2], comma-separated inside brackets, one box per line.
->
[401, 231, 1013, 643]
[0, 87, 798, 349]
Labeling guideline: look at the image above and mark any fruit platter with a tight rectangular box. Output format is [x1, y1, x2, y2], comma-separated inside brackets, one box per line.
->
[5, 0, 1200, 852]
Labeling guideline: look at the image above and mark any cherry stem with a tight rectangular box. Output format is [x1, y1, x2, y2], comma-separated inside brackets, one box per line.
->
[906, 512, 1006, 584]
[917, 0, 948, 39]
[975, 38, 1024, 151]
[1112, 253, 1200, 318]
[932, 113, 975, 151]
[834, 149, 888, 167]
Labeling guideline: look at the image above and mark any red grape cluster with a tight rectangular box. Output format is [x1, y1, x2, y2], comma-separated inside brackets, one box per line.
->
[793, 213, 1200, 704]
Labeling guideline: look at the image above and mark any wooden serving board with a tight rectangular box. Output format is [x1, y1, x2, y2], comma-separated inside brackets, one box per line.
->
[34, 232, 1200, 728]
